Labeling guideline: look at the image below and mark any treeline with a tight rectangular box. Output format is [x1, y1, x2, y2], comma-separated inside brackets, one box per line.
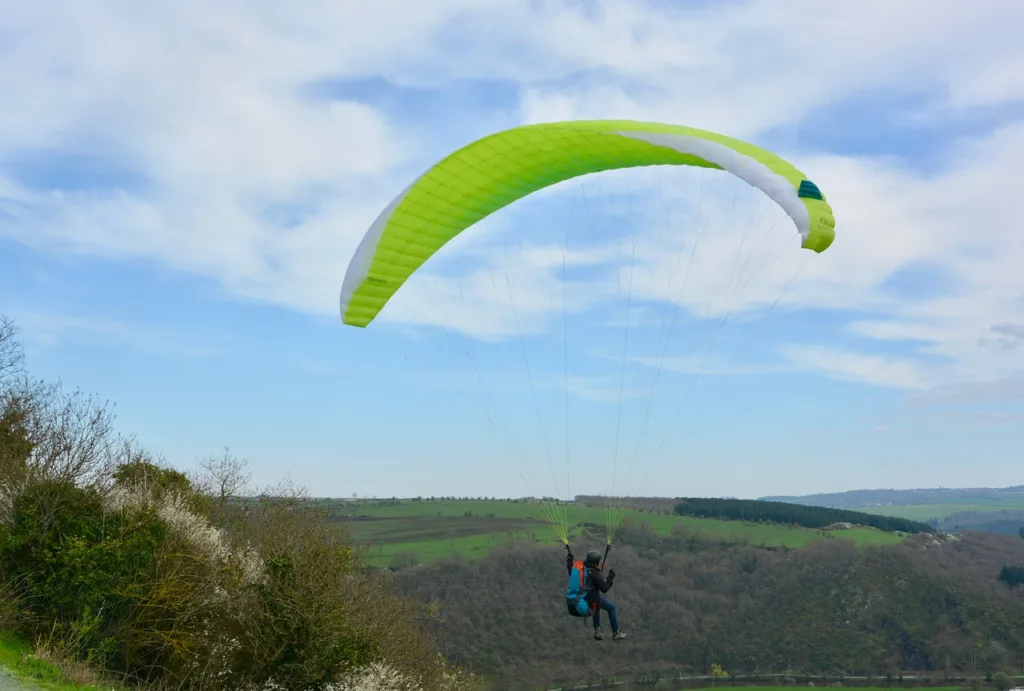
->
[0, 315, 481, 691]
[392, 523, 1024, 690]
[674, 497, 934, 533]
[575, 495, 679, 513]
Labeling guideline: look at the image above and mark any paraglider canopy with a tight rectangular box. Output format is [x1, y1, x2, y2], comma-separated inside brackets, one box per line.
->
[338, 118, 838, 548]
[340, 119, 835, 328]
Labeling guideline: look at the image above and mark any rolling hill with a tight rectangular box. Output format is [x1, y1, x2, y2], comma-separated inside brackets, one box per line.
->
[322, 497, 909, 568]
[760, 486, 1024, 529]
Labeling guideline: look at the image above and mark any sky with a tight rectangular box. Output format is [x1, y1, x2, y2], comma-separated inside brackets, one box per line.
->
[2, 0, 1023, 501]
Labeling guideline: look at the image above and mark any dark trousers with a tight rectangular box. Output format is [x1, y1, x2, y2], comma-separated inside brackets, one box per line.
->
[590, 593, 618, 632]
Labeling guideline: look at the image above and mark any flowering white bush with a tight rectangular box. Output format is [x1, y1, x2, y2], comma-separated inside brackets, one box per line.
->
[105, 483, 264, 584]
[243, 662, 420, 691]
[329, 661, 423, 691]
[99, 477, 477, 691]
[245, 657, 479, 691]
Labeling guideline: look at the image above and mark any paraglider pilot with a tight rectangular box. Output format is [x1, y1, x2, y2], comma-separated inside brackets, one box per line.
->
[565, 545, 627, 640]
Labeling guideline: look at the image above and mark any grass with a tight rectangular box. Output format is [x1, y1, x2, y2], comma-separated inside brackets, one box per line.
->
[0, 631, 121, 690]
[327, 499, 906, 567]
[858, 497, 1024, 521]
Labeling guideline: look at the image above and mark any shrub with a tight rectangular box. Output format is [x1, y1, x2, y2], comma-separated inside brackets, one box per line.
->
[0, 479, 166, 669]
[217, 493, 400, 690]
[0, 317, 483, 690]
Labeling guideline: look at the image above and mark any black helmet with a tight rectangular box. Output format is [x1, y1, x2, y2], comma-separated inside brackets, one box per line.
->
[584, 550, 602, 566]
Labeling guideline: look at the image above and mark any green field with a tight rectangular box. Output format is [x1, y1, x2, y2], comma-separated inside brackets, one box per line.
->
[857, 497, 1024, 521]
[326, 499, 905, 567]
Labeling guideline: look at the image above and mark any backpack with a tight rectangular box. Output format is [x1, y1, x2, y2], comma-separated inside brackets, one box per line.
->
[565, 560, 596, 617]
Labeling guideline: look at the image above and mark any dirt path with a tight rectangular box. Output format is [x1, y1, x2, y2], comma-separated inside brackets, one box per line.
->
[0, 667, 41, 690]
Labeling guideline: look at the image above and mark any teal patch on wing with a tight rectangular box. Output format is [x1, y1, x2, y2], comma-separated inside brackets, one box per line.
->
[798, 179, 824, 201]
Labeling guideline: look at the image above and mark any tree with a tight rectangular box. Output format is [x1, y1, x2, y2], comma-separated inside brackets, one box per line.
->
[0, 397, 33, 484]
[998, 564, 1024, 589]
[1, 314, 134, 516]
[0, 316, 33, 515]
[0, 315, 25, 386]
[113, 453, 193, 498]
[195, 446, 251, 505]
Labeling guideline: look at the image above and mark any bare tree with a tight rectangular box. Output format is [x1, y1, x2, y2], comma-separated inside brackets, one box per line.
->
[0, 315, 135, 518]
[0, 315, 25, 386]
[1, 315, 39, 519]
[196, 447, 252, 504]
[23, 387, 129, 487]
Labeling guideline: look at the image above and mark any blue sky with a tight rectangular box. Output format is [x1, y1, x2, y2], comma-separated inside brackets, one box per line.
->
[2, 1, 1023, 500]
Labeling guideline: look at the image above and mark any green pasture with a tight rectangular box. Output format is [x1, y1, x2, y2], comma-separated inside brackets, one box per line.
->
[857, 497, 1024, 521]
[327, 499, 905, 567]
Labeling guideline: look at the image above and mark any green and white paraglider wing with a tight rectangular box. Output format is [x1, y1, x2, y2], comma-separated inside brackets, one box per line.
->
[339, 119, 836, 327]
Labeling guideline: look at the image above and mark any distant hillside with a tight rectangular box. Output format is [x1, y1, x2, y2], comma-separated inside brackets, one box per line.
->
[674, 497, 934, 534]
[760, 486, 1024, 529]
[761, 485, 1024, 509]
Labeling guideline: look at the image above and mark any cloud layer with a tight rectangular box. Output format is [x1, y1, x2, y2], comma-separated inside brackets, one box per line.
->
[3, 0, 1024, 405]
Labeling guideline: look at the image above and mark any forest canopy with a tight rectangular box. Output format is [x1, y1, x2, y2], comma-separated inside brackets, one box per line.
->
[673, 497, 935, 534]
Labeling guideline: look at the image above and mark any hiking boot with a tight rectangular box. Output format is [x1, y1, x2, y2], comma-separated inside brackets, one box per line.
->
[613, 631, 628, 641]
[593, 627, 604, 640]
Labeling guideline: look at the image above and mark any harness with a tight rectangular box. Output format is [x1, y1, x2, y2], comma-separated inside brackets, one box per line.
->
[566, 559, 598, 618]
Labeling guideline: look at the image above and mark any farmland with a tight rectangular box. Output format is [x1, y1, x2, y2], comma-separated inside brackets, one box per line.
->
[855, 496, 1024, 521]
[321, 498, 905, 567]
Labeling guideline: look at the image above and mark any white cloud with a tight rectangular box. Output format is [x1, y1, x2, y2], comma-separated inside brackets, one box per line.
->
[0, 0, 440, 318]
[625, 352, 788, 378]
[908, 379, 1024, 407]
[10, 310, 223, 360]
[375, 239, 616, 341]
[761, 122, 1024, 392]
[779, 345, 931, 390]
[381, 118, 1024, 396]
[2, 0, 1024, 399]
[515, 2, 1024, 134]
[563, 375, 648, 404]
